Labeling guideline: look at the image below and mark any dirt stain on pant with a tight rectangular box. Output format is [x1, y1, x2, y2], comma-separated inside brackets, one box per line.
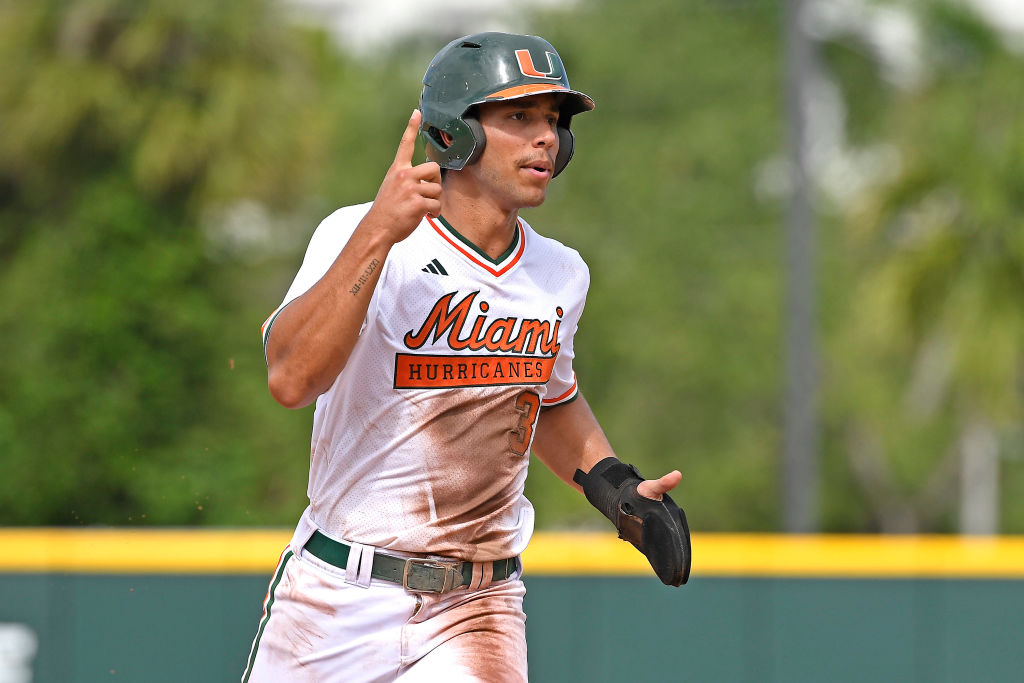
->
[399, 577, 528, 682]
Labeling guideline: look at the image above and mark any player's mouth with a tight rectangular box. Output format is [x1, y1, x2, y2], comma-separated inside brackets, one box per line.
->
[520, 158, 553, 179]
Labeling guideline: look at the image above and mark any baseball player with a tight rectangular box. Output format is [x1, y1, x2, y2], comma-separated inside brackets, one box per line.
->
[243, 32, 690, 682]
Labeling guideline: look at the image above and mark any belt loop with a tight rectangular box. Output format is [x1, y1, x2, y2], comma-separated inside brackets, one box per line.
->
[345, 543, 371, 588]
[357, 546, 374, 587]
[476, 561, 494, 590]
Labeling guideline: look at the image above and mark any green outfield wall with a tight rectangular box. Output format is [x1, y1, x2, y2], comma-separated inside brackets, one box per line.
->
[1, 531, 1023, 682]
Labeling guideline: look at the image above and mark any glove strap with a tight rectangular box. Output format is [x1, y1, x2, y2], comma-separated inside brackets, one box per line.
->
[573, 457, 643, 526]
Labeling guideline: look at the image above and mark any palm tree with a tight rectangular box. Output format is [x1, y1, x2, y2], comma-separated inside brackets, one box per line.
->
[824, 2, 1024, 533]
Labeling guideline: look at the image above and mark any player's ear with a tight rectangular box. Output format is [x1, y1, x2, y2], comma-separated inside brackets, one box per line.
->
[436, 132, 453, 182]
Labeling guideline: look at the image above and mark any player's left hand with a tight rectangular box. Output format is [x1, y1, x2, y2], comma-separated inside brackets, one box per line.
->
[574, 459, 691, 586]
[637, 470, 682, 501]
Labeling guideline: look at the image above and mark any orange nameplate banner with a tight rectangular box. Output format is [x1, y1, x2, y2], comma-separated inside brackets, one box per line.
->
[394, 353, 555, 389]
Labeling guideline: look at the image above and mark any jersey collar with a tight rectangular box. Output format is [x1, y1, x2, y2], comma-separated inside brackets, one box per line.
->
[426, 215, 526, 277]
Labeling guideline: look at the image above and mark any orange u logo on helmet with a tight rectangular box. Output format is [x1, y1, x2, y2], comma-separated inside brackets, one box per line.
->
[515, 49, 564, 80]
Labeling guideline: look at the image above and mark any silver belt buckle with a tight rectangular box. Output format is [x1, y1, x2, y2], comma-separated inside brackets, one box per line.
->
[402, 557, 462, 594]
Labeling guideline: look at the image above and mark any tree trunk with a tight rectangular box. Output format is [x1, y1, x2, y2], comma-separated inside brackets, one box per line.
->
[959, 421, 999, 535]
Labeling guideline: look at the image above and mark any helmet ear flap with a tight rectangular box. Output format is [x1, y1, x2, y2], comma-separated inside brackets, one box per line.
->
[463, 116, 486, 166]
[453, 115, 575, 174]
[553, 126, 574, 178]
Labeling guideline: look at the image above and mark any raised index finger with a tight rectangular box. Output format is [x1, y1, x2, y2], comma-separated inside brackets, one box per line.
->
[394, 109, 423, 168]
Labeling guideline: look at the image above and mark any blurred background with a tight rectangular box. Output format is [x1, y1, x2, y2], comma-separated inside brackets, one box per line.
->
[2, 0, 1022, 535]
[1, 0, 1024, 680]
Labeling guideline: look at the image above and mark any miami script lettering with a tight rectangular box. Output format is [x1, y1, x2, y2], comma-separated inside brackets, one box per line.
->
[403, 291, 562, 355]
[395, 291, 564, 389]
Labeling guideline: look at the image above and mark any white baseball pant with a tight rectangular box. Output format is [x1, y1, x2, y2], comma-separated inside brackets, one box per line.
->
[242, 534, 527, 682]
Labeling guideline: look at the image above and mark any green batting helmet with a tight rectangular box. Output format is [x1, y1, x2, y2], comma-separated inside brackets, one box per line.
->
[419, 32, 595, 177]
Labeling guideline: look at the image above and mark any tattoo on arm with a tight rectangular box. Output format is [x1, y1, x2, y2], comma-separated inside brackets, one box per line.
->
[349, 259, 380, 295]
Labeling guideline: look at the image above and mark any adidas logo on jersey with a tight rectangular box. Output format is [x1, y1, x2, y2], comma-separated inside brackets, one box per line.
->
[422, 258, 448, 276]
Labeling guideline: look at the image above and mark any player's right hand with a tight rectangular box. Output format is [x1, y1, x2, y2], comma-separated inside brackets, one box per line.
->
[367, 109, 443, 244]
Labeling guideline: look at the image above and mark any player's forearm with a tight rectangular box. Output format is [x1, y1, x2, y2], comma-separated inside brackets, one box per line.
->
[266, 222, 395, 409]
[531, 395, 617, 492]
[267, 111, 441, 410]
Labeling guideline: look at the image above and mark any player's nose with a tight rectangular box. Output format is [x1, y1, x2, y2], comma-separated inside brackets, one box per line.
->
[534, 124, 557, 151]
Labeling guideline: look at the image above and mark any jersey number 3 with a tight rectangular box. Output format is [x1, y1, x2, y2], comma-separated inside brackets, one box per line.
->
[509, 390, 541, 456]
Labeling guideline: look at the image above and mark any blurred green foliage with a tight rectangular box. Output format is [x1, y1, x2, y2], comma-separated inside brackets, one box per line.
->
[0, 0, 1021, 532]
[0, 0, 332, 524]
[819, 3, 1024, 532]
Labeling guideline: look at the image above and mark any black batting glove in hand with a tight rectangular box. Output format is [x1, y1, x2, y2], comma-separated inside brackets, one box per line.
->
[574, 457, 691, 586]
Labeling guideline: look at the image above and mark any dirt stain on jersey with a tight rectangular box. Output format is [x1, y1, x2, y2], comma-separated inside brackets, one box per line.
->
[415, 387, 529, 560]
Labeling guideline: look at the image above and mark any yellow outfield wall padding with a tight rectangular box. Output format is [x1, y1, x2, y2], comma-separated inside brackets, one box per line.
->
[0, 528, 289, 574]
[526, 533, 1024, 578]
[1, 529, 1024, 577]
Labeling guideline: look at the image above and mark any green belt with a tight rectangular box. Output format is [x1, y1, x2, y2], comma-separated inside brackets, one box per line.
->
[303, 530, 518, 594]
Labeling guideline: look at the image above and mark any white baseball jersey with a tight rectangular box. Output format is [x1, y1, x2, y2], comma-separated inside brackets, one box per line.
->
[263, 202, 589, 562]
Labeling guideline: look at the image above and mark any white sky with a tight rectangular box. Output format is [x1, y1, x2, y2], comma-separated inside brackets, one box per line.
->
[969, 0, 1024, 33]
[284, 0, 577, 55]
[284, 0, 1024, 56]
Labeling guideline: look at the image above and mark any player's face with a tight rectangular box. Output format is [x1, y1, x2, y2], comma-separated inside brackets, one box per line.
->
[470, 94, 561, 210]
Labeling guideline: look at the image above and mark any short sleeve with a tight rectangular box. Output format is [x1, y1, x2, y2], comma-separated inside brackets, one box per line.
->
[542, 257, 590, 406]
[260, 203, 371, 352]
